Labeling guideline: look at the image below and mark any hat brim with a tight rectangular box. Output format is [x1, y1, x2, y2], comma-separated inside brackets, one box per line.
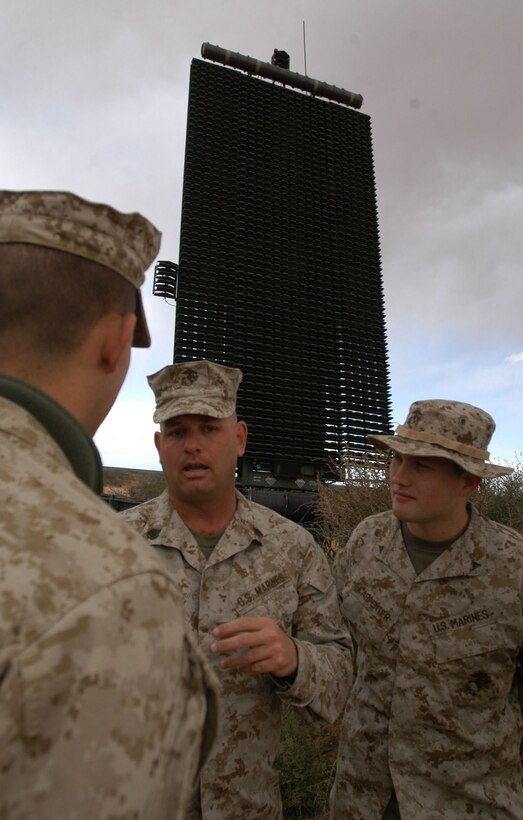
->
[368, 434, 513, 478]
[132, 290, 151, 348]
[153, 398, 236, 424]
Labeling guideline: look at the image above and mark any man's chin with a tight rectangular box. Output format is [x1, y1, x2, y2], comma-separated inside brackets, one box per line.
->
[391, 503, 414, 522]
[177, 478, 213, 499]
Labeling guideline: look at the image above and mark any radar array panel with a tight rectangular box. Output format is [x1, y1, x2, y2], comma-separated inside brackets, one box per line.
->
[174, 57, 392, 487]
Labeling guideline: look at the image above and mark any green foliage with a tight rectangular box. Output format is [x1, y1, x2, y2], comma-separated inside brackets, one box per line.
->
[275, 706, 340, 819]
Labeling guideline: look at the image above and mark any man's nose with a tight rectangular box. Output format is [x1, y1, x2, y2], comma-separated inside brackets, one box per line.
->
[183, 431, 201, 452]
[392, 460, 410, 483]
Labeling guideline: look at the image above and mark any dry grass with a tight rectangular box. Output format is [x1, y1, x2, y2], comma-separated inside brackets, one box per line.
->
[473, 464, 523, 533]
[312, 451, 390, 557]
[275, 707, 340, 819]
[103, 466, 165, 501]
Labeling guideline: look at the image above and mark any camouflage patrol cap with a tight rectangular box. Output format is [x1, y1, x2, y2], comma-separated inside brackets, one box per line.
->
[368, 399, 512, 478]
[0, 190, 161, 347]
[148, 360, 243, 423]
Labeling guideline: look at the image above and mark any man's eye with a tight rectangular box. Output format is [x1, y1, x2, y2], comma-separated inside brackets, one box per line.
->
[203, 425, 217, 434]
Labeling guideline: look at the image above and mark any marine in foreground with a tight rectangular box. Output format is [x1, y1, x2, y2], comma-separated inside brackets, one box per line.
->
[0, 190, 217, 819]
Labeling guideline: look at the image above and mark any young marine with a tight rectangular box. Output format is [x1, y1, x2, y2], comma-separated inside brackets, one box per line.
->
[330, 399, 523, 819]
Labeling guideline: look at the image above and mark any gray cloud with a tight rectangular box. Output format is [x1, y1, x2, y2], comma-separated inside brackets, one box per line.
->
[2, 0, 521, 465]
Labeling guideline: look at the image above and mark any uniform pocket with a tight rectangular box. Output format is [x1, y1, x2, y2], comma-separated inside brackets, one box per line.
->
[433, 622, 516, 709]
[232, 576, 299, 633]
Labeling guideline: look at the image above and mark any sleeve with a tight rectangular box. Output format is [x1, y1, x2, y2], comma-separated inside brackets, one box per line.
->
[0, 571, 218, 820]
[276, 532, 354, 723]
[333, 532, 356, 620]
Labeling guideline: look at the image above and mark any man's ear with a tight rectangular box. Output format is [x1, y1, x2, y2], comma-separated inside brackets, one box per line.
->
[100, 314, 136, 373]
[154, 430, 162, 457]
[462, 472, 481, 498]
[236, 420, 248, 457]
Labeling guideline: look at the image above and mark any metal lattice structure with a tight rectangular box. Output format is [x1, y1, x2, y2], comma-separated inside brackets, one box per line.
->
[173, 53, 392, 489]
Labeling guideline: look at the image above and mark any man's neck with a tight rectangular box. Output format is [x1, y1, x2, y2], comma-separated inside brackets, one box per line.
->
[404, 505, 470, 542]
[0, 374, 103, 493]
[0, 359, 100, 436]
[170, 491, 238, 537]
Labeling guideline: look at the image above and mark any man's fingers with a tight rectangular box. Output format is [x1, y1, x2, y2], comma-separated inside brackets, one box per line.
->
[212, 616, 271, 639]
[210, 622, 277, 655]
[209, 617, 298, 677]
[219, 646, 272, 671]
[210, 632, 261, 656]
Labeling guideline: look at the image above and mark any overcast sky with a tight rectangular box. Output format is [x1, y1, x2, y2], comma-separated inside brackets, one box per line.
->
[3, 0, 522, 469]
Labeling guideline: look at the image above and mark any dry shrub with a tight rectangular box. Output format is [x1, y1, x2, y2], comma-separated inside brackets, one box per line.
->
[313, 451, 390, 557]
[473, 458, 523, 534]
[103, 466, 165, 500]
[275, 706, 340, 819]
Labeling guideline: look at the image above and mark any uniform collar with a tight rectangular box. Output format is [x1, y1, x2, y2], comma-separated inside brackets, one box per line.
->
[147, 489, 263, 570]
[415, 505, 486, 580]
[0, 375, 103, 493]
[378, 506, 486, 581]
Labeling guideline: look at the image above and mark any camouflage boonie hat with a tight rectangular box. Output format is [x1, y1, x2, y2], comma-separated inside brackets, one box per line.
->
[368, 399, 512, 478]
[148, 360, 243, 423]
[0, 190, 161, 348]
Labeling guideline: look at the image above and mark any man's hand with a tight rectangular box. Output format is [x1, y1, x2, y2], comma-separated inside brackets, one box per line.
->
[210, 616, 298, 677]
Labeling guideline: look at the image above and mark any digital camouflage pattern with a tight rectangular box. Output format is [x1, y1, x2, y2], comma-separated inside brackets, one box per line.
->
[0, 396, 218, 820]
[368, 399, 512, 478]
[0, 190, 161, 347]
[330, 507, 523, 819]
[148, 360, 243, 423]
[122, 490, 353, 820]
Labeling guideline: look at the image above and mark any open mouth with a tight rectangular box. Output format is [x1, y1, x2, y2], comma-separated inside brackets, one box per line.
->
[183, 462, 209, 477]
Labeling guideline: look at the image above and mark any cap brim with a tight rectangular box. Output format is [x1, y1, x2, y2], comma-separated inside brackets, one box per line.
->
[368, 434, 513, 478]
[132, 290, 151, 348]
[153, 399, 236, 424]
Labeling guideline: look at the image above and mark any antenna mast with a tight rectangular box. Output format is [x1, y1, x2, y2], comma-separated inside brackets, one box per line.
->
[303, 20, 308, 76]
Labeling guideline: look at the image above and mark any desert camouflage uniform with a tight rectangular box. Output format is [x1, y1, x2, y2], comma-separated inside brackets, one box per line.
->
[0, 384, 218, 820]
[122, 489, 353, 819]
[331, 507, 523, 819]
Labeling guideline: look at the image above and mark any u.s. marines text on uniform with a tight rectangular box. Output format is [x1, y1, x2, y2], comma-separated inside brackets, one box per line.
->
[0, 191, 217, 819]
[122, 359, 354, 819]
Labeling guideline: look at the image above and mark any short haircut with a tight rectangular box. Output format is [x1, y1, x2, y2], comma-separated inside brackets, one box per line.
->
[0, 243, 136, 360]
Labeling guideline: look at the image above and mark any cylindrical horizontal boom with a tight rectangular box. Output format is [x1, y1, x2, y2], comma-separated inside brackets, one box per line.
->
[201, 42, 363, 110]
